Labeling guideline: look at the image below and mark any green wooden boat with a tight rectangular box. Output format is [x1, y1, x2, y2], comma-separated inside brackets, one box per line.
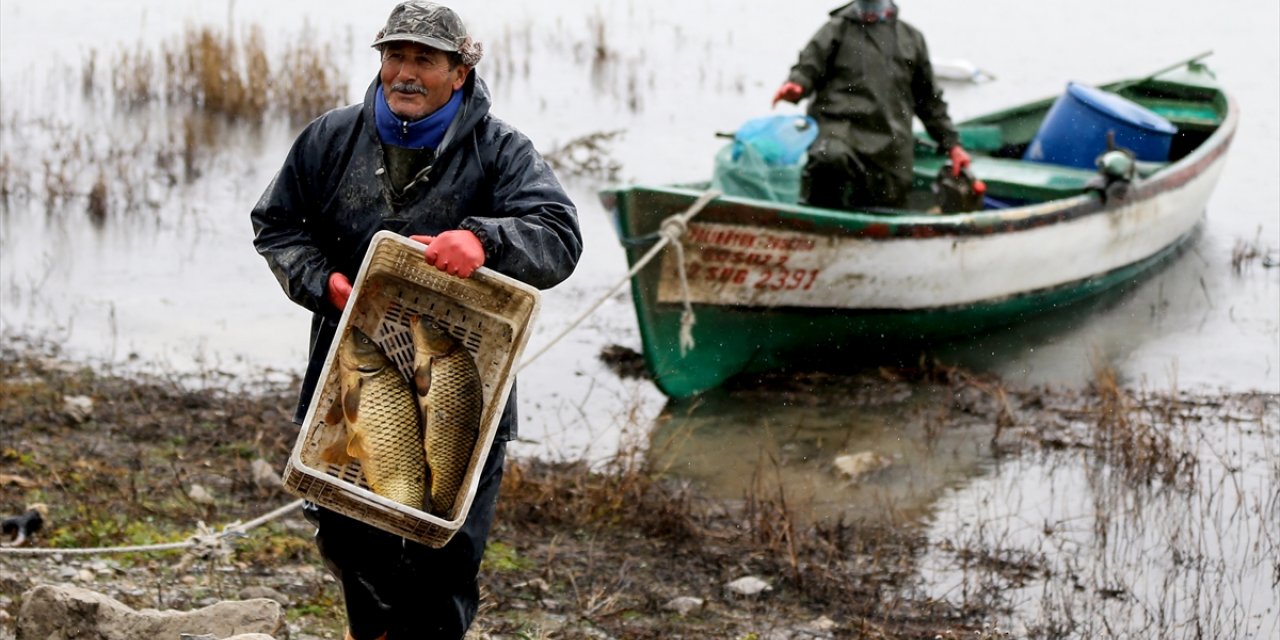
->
[599, 60, 1236, 399]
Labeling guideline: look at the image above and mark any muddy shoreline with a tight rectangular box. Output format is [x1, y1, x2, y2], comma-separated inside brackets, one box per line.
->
[1, 340, 1275, 639]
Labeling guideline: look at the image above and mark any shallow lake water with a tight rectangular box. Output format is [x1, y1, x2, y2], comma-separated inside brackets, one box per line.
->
[2, 0, 1277, 636]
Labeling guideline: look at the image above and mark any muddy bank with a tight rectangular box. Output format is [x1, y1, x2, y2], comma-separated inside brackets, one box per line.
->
[1, 340, 1275, 639]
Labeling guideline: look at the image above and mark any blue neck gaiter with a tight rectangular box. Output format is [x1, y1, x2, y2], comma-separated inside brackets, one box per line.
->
[855, 0, 896, 21]
[375, 86, 462, 150]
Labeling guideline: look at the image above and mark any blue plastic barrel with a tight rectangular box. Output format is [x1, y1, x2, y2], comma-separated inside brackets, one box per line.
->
[1023, 82, 1177, 169]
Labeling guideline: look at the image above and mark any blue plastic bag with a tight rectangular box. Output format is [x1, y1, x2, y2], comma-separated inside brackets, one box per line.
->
[732, 115, 819, 166]
[712, 142, 802, 203]
[712, 115, 818, 203]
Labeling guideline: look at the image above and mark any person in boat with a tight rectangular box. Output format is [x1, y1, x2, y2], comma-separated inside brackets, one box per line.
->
[772, 0, 971, 210]
[250, 2, 582, 638]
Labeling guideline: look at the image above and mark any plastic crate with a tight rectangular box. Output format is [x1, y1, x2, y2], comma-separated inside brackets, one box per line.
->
[282, 231, 540, 547]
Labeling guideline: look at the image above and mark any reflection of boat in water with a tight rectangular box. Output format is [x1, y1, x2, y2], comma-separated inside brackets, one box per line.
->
[600, 60, 1236, 399]
[648, 379, 995, 524]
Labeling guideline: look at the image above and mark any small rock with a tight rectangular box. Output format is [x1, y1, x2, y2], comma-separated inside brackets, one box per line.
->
[661, 596, 704, 615]
[725, 576, 772, 596]
[515, 578, 550, 593]
[832, 451, 892, 483]
[76, 569, 95, 582]
[807, 615, 836, 631]
[250, 459, 282, 490]
[0, 473, 36, 488]
[17, 585, 285, 639]
[37, 357, 79, 374]
[188, 484, 216, 506]
[238, 586, 291, 607]
[0, 569, 27, 595]
[62, 395, 95, 423]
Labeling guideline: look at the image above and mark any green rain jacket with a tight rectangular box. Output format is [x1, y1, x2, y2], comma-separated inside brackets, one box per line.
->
[787, 3, 959, 190]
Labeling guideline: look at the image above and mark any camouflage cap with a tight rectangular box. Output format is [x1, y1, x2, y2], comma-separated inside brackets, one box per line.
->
[372, 2, 479, 62]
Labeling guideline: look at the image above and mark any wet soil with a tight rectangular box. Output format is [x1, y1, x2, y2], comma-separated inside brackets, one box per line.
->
[0, 341, 990, 639]
[1, 340, 1272, 639]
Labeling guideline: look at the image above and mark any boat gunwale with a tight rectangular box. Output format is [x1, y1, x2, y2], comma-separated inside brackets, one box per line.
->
[603, 79, 1238, 242]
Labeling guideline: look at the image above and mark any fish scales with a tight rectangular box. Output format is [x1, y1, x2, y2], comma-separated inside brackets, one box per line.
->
[322, 327, 427, 511]
[411, 316, 484, 517]
[355, 364, 428, 509]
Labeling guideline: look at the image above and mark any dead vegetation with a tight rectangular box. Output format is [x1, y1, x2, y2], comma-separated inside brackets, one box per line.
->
[106, 25, 345, 124]
[0, 342, 993, 638]
[3, 340, 1273, 639]
[1229, 226, 1266, 273]
[491, 448, 975, 639]
[1, 22, 346, 224]
[542, 130, 625, 180]
[1085, 364, 1197, 486]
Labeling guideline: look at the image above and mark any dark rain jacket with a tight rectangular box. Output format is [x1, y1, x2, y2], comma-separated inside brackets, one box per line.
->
[251, 73, 582, 440]
[787, 3, 959, 190]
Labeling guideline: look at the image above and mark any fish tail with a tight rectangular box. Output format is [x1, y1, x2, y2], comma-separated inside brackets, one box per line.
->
[318, 395, 354, 465]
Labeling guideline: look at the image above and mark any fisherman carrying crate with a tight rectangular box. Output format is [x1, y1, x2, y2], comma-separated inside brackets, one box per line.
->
[250, 2, 582, 637]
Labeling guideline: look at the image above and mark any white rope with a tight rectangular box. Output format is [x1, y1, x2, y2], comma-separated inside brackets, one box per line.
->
[516, 189, 720, 372]
[664, 229, 697, 355]
[223, 498, 307, 536]
[0, 499, 305, 557]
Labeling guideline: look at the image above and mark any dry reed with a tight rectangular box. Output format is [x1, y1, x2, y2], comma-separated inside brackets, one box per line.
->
[1230, 227, 1264, 273]
[273, 28, 348, 125]
[111, 44, 157, 108]
[103, 24, 346, 125]
[1, 22, 350, 224]
[0, 154, 20, 202]
[81, 49, 98, 97]
[1089, 364, 1196, 487]
[86, 173, 108, 224]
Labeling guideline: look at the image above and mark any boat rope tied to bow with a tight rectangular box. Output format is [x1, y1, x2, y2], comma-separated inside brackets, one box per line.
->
[659, 215, 698, 355]
[517, 188, 721, 371]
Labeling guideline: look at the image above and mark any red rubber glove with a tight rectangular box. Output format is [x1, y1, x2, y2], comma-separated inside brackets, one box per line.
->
[410, 230, 485, 278]
[949, 146, 972, 177]
[327, 271, 352, 311]
[772, 81, 804, 107]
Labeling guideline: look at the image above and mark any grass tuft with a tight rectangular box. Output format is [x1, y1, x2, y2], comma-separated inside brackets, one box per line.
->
[1089, 364, 1196, 487]
[102, 24, 346, 127]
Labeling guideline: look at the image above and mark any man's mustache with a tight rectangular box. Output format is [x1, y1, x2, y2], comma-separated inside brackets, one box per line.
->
[390, 82, 428, 96]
